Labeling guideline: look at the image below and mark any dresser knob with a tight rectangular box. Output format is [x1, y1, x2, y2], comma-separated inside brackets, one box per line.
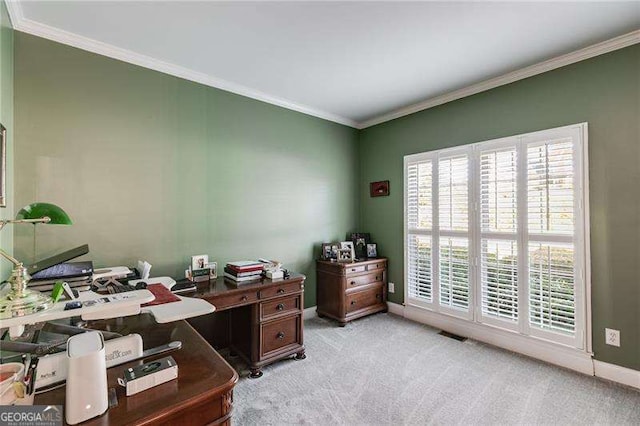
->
[351, 268, 356, 272]
[376, 294, 381, 299]
[277, 332, 285, 339]
[276, 303, 285, 311]
[241, 296, 248, 301]
[350, 301, 356, 305]
[376, 276, 380, 281]
[350, 281, 355, 285]
[277, 289, 285, 294]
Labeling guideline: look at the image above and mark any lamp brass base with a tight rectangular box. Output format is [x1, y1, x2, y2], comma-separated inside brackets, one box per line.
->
[0, 262, 52, 319]
[0, 289, 52, 319]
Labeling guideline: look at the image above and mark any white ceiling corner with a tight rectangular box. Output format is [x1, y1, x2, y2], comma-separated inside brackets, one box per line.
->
[6, 1, 640, 129]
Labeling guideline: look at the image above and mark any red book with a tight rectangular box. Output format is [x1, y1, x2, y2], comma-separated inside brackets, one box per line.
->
[226, 264, 263, 273]
[142, 283, 181, 306]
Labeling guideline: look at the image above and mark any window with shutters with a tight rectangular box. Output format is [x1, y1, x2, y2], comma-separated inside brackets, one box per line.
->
[404, 123, 589, 349]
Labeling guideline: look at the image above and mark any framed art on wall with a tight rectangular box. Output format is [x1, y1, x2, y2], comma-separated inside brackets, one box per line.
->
[370, 180, 389, 197]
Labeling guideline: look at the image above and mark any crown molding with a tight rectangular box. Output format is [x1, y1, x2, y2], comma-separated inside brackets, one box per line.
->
[5, 2, 359, 129]
[6, 1, 639, 131]
[359, 29, 640, 129]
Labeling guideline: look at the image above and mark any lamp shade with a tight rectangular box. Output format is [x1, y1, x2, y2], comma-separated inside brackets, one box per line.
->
[15, 203, 72, 225]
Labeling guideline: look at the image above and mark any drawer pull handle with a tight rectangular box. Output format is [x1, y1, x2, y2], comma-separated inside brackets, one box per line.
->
[351, 268, 356, 272]
[276, 303, 285, 311]
[350, 281, 355, 285]
[376, 276, 380, 281]
[241, 296, 248, 301]
[277, 289, 285, 294]
[350, 301, 356, 305]
[376, 294, 381, 299]
[276, 332, 285, 339]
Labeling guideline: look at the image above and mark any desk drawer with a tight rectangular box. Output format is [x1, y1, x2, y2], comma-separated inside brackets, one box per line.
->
[261, 315, 301, 357]
[212, 291, 258, 311]
[345, 265, 367, 275]
[259, 281, 302, 299]
[366, 261, 386, 272]
[260, 295, 301, 320]
[346, 285, 384, 314]
[346, 271, 383, 289]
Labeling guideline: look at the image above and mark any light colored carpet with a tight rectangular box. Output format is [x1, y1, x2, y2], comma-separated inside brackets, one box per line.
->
[230, 313, 640, 425]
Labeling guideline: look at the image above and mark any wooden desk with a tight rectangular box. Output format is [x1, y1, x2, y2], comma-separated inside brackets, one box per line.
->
[184, 274, 306, 378]
[35, 314, 238, 426]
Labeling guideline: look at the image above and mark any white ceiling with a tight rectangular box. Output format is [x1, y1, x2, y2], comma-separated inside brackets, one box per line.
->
[10, 1, 640, 128]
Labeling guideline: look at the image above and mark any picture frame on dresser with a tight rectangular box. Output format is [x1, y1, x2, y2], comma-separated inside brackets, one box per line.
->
[340, 241, 355, 259]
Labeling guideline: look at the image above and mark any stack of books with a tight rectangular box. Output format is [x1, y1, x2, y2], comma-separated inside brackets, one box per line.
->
[224, 261, 264, 283]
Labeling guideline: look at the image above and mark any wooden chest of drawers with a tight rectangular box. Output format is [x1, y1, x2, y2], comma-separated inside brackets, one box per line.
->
[316, 258, 387, 326]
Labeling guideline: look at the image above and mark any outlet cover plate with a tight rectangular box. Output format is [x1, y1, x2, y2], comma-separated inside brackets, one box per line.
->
[388, 282, 395, 293]
[605, 328, 620, 347]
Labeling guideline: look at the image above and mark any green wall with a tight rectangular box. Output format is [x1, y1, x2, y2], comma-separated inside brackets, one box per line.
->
[359, 45, 640, 370]
[14, 33, 359, 307]
[0, 1, 13, 281]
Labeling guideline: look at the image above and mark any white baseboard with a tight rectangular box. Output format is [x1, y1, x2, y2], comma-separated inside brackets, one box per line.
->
[387, 301, 405, 316]
[401, 304, 594, 375]
[303, 306, 317, 321]
[594, 360, 640, 390]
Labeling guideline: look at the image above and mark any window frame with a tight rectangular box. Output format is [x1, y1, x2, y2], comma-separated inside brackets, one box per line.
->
[404, 123, 590, 351]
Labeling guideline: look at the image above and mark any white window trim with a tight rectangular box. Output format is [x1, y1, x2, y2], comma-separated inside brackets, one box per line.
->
[404, 123, 591, 353]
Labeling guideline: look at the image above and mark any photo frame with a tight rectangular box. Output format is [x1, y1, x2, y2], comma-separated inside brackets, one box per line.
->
[340, 241, 355, 260]
[349, 233, 371, 259]
[207, 261, 218, 279]
[367, 243, 378, 258]
[191, 254, 209, 270]
[321, 243, 333, 260]
[370, 180, 389, 197]
[330, 244, 340, 259]
[0, 124, 6, 208]
[337, 248, 353, 263]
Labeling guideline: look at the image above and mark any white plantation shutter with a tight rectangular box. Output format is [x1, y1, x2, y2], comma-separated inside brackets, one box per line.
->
[480, 148, 517, 233]
[407, 161, 432, 230]
[405, 124, 587, 350]
[528, 242, 576, 334]
[439, 237, 469, 309]
[481, 239, 518, 323]
[527, 139, 574, 235]
[439, 155, 468, 232]
[479, 146, 519, 326]
[407, 235, 432, 302]
[406, 158, 434, 304]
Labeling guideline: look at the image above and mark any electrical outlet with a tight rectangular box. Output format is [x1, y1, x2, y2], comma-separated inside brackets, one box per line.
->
[388, 282, 395, 293]
[605, 328, 620, 347]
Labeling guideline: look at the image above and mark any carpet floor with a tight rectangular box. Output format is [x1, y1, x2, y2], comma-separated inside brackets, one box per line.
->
[230, 313, 640, 425]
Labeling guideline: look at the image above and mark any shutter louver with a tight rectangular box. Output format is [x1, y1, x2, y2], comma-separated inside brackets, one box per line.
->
[481, 149, 517, 233]
[407, 161, 432, 230]
[439, 155, 468, 232]
[481, 240, 518, 322]
[528, 243, 575, 334]
[527, 139, 574, 235]
[407, 235, 432, 302]
[439, 237, 469, 309]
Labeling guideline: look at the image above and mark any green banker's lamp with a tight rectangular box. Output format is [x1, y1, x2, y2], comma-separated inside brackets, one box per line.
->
[0, 203, 72, 319]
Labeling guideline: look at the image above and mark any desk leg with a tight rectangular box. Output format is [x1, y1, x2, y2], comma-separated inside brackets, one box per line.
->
[249, 367, 263, 379]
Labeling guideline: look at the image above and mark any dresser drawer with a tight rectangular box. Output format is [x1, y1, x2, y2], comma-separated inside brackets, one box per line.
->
[344, 265, 367, 275]
[346, 285, 384, 314]
[260, 295, 301, 320]
[211, 291, 258, 311]
[261, 315, 301, 357]
[345, 271, 384, 289]
[259, 281, 302, 299]
[366, 261, 386, 272]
